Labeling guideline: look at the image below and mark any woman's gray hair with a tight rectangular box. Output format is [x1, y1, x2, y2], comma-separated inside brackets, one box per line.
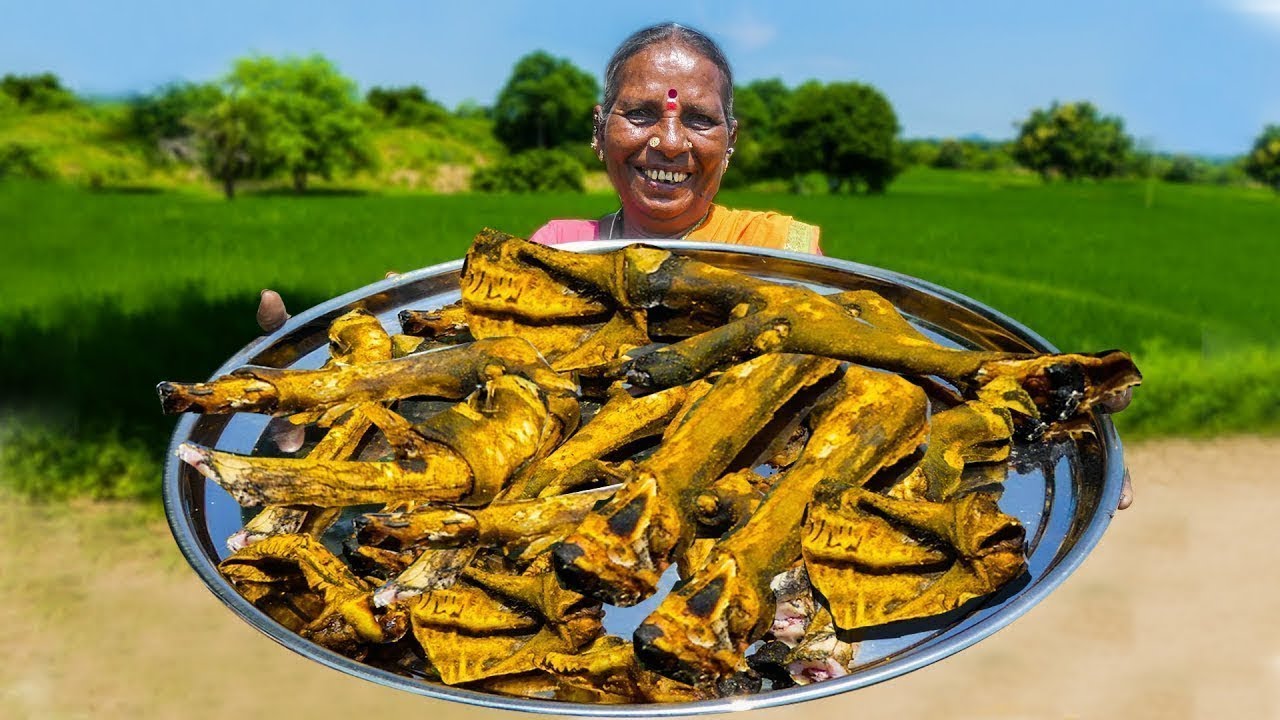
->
[601, 23, 734, 122]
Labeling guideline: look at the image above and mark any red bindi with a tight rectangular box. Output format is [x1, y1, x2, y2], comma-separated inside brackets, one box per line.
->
[666, 88, 677, 110]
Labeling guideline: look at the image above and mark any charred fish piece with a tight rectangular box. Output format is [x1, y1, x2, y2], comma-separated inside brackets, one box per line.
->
[893, 376, 1035, 501]
[357, 486, 617, 551]
[157, 335, 576, 416]
[461, 229, 614, 360]
[228, 406, 374, 550]
[521, 382, 698, 499]
[410, 556, 601, 686]
[398, 302, 469, 338]
[480, 231, 1139, 422]
[632, 366, 928, 686]
[551, 311, 651, 375]
[413, 622, 574, 686]
[462, 555, 604, 648]
[219, 534, 408, 659]
[540, 635, 709, 703]
[552, 353, 840, 607]
[367, 380, 586, 607]
[178, 373, 568, 508]
[228, 310, 395, 550]
[178, 440, 471, 507]
[803, 487, 1026, 630]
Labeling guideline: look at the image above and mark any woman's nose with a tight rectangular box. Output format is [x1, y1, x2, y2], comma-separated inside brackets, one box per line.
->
[653, 117, 686, 156]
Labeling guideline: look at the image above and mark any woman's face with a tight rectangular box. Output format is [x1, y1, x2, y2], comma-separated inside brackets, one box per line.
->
[598, 41, 737, 237]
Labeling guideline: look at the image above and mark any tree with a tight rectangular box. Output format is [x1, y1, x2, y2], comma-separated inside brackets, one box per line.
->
[366, 85, 447, 126]
[1012, 101, 1133, 180]
[744, 78, 792, 124]
[492, 51, 598, 153]
[125, 82, 222, 162]
[775, 81, 901, 193]
[1243, 124, 1280, 192]
[0, 73, 77, 112]
[722, 83, 770, 186]
[193, 91, 277, 199]
[724, 78, 797, 186]
[218, 55, 376, 194]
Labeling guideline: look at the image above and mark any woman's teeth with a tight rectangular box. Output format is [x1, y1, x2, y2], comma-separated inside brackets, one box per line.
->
[643, 168, 689, 183]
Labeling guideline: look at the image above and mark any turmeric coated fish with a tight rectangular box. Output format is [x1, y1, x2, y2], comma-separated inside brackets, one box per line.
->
[158, 231, 1143, 703]
[632, 366, 928, 685]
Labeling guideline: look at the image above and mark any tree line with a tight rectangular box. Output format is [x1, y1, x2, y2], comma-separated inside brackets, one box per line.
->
[3, 56, 1279, 196]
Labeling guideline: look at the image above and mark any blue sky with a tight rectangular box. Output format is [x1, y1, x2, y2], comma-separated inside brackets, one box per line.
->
[2, 0, 1277, 156]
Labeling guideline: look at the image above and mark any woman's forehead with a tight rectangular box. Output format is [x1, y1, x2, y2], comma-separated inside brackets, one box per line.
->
[616, 42, 724, 101]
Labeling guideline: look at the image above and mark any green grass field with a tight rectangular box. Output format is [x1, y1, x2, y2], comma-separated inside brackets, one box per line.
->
[2, 169, 1277, 499]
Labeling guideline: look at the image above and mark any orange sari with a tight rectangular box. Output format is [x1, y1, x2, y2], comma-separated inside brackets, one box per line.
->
[685, 204, 821, 254]
[529, 204, 822, 254]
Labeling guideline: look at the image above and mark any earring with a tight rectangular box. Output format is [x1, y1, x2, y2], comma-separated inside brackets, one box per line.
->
[591, 135, 603, 161]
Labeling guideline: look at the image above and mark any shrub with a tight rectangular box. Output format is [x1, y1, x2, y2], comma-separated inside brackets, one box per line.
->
[471, 148, 584, 192]
[0, 421, 158, 501]
[366, 85, 448, 126]
[931, 139, 968, 169]
[1162, 155, 1207, 184]
[0, 142, 56, 180]
[897, 139, 940, 168]
[1, 73, 78, 112]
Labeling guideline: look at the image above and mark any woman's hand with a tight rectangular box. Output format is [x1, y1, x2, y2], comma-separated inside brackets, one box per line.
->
[1096, 387, 1135, 510]
[1119, 470, 1134, 510]
[255, 271, 399, 333]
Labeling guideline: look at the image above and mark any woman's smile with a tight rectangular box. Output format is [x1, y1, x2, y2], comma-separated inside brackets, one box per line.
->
[635, 163, 693, 187]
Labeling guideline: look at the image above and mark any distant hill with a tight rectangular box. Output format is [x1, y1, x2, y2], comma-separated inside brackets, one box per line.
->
[0, 105, 504, 193]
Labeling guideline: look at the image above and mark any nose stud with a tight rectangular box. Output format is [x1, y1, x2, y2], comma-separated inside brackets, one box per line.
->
[649, 136, 660, 148]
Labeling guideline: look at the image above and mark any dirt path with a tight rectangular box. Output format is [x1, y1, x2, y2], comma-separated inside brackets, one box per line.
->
[2, 438, 1276, 720]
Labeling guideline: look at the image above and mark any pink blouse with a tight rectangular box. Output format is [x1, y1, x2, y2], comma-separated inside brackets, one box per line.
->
[528, 215, 823, 255]
[528, 219, 601, 246]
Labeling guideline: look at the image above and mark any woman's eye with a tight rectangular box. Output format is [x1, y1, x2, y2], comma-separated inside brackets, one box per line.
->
[685, 115, 717, 131]
[624, 110, 656, 125]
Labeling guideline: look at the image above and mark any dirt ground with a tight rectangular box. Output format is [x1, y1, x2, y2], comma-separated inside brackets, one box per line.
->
[2, 438, 1276, 720]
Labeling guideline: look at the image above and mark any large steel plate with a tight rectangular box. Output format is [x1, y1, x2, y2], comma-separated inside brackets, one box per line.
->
[162, 240, 1126, 716]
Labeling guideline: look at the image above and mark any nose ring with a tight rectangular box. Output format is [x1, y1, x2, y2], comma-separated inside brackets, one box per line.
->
[648, 136, 660, 148]
[684, 139, 693, 150]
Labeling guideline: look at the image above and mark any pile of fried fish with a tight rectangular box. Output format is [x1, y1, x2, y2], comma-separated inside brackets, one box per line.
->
[158, 230, 1141, 703]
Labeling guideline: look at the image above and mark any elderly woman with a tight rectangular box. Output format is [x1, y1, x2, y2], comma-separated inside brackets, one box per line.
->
[530, 23, 821, 254]
[255, 25, 1135, 506]
[259, 24, 820, 329]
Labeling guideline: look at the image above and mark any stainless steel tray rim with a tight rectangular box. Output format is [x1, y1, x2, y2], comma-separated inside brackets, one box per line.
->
[162, 240, 1125, 716]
